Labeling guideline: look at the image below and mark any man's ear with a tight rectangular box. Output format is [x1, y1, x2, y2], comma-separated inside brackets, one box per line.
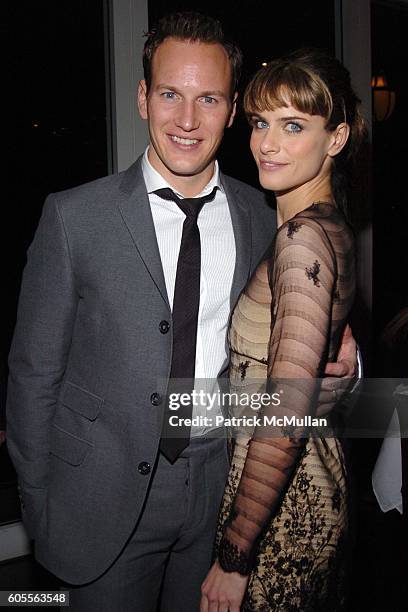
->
[227, 92, 238, 128]
[328, 123, 350, 157]
[137, 80, 148, 119]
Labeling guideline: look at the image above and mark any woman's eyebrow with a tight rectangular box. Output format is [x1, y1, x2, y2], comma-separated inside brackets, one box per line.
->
[278, 115, 310, 122]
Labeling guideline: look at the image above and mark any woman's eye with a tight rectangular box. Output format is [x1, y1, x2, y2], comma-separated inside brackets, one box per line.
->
[285, 122, 302, 133]
[250, 118, 268, 129]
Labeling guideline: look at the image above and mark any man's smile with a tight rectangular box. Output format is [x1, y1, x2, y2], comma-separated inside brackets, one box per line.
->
[168, 134, 200, 146]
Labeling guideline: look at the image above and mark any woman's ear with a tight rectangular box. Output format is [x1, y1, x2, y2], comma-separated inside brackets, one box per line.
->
[328, 123, 350, 157]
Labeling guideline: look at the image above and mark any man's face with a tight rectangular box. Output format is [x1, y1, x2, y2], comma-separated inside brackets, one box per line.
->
[138, 38, 237, 193]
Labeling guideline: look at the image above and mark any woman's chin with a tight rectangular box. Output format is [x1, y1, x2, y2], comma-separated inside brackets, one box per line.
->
[258, 176, 281, 192]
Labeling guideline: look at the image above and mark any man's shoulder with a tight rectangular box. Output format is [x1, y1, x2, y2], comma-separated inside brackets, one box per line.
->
[221, 173, 275, 224]
[47, 159, 143, 212]
[221, 173, 266, 203]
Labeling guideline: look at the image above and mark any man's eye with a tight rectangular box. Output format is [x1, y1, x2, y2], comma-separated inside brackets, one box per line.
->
[285, 122, 302, 133]
[202, 96, 216, 104]
[162, 92, 177, 99]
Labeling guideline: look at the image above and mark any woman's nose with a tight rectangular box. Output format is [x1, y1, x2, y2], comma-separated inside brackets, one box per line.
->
[260, 130, 280, 154]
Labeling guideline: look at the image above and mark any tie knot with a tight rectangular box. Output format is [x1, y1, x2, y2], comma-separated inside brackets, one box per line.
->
[153, 187, 218, 220]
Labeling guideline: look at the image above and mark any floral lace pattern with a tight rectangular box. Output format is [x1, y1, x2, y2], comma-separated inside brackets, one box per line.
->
[218, 533, 253, 575]
[216, 439, 348, 611]
[287, 220, 303, 239]
[305, 259, 321, 286]
[238, 360, 250, 381]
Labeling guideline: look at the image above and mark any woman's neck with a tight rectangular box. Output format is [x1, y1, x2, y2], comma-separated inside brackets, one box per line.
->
[276, 174, 334, 227]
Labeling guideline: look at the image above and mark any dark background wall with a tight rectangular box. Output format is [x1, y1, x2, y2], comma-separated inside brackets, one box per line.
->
[4, 1, 108, 362]
[371, 1, 408, 342]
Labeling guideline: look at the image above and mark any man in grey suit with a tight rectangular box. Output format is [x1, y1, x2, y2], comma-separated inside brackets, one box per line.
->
[6, 12, 357, 611]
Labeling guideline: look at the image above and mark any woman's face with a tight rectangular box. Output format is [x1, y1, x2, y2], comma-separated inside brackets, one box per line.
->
[249, 104, 336, 194]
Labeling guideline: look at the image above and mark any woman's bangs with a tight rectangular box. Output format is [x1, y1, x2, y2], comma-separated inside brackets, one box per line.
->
[244, 65, 332, 119]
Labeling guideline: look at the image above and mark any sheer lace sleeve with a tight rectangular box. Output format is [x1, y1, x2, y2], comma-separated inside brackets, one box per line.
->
[218, 213, 347, 575]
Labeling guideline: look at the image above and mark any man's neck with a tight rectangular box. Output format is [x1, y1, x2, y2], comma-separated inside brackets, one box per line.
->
[166, 172, 215, 197]
[147, 148, 216, 197]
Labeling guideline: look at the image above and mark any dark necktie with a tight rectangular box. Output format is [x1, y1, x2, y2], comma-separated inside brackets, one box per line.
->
[154, 186, 218, 463]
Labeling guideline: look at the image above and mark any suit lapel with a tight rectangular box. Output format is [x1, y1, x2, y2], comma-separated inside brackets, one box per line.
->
[117, 158, 170, 309]
[117, 162, 253, 312]
[221, 175, 252, 310]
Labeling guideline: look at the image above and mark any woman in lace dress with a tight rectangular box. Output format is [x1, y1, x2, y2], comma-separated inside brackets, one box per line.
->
[201, 49, 366, 611]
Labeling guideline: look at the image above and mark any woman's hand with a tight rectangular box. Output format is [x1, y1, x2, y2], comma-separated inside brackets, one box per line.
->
[317, 324, 358, 416]
[200, 560, 249, 612]
[324, 323, 357, 378]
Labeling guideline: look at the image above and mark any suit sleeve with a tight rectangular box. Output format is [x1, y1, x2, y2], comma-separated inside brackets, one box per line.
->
[6, 195, 78, 536]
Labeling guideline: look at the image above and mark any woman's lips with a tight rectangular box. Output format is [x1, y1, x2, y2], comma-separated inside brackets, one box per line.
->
[259, 160, 288, 170]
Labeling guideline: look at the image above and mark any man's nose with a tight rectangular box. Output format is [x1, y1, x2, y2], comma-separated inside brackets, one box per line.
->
[175, 101, 199, 132]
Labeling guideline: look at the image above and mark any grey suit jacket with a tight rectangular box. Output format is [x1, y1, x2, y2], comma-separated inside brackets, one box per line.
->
[6, 157, 276, 584]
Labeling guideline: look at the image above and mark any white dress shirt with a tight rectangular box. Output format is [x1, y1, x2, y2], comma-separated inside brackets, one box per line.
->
[142, 148, 236, 435]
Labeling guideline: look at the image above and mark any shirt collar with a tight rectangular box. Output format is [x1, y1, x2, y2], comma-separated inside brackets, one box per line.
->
[142, 146, 223, 198]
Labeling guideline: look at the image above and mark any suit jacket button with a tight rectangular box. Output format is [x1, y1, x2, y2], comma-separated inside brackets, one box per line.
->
[159, 320, 170, 334]
[150, 392, 162, 406]
[138, 462, 151, 475]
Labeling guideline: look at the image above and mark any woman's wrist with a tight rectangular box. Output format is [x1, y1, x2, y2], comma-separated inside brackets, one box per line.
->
[218, 536, 253, 576]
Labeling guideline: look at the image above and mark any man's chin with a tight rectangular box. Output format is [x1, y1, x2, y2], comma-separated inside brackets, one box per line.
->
[164, 162, 210, 178]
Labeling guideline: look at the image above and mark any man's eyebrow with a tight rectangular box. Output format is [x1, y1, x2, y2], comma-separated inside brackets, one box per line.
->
[200, 90, 228, 98]
[156, 83, 179, 91]
[155, 84, 228, 98]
